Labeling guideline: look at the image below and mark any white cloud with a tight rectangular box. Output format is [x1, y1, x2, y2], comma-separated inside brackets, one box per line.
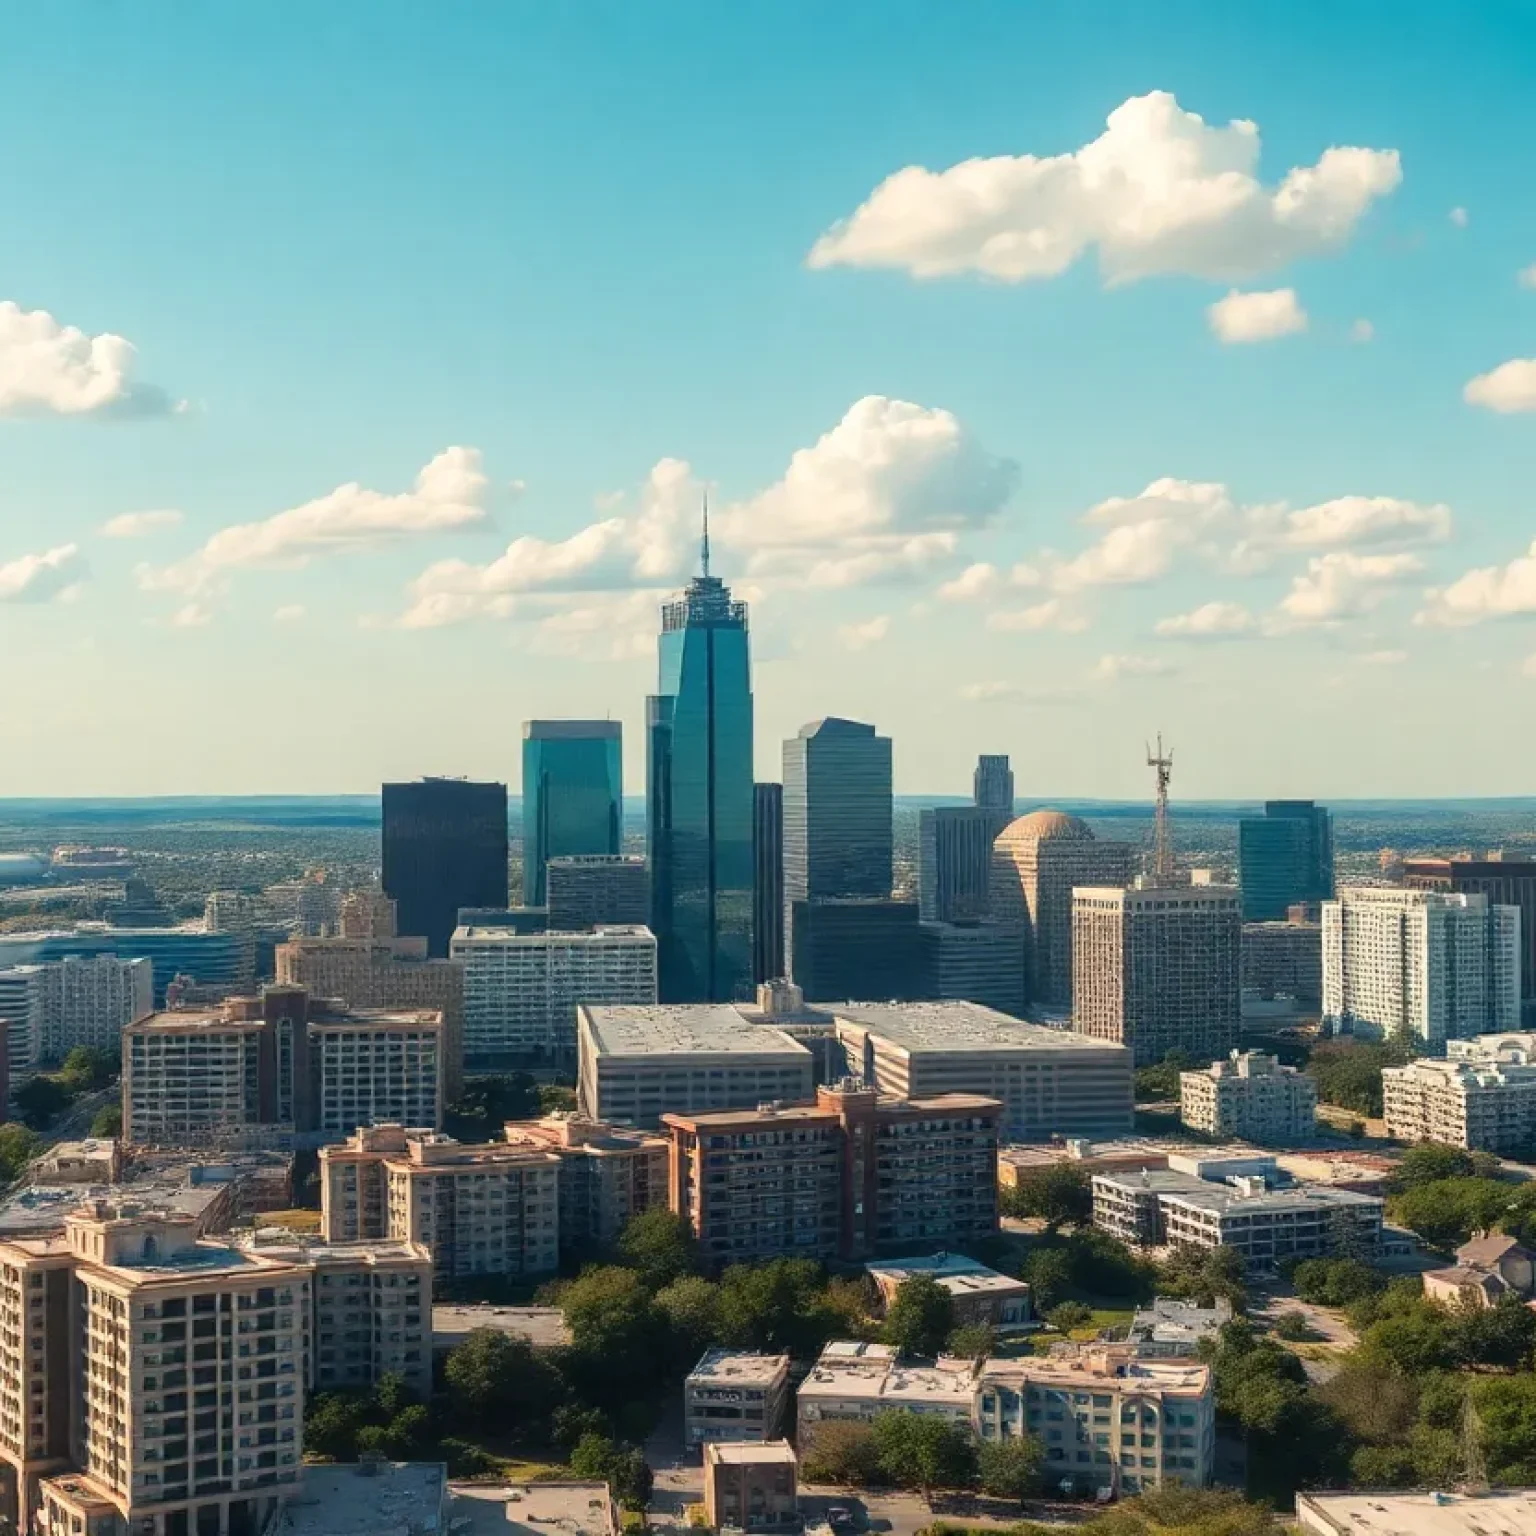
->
[1278, 551, 1423, 625]
[171, 602, 213, 628]
[1465, 359, 1536, 414]
[1054, 478, 1235, 592]
[808, 90, 1399, 286]
[1153, 601, 1256, 640]
[0, 300, 179, 417]
[102, 509, 183, 539]
[838, 615, 891, 651]
[1419, 538, 1536, 627]
[1450, 206, 1469, 228]
[938, 562, 1002, 602]
[0, 544, 86, 603]
[987, 598, 1087, 633]
[1258, 495, 1451, 553]
[1522, 655, 1536, 680]
[1358, 648, 1407, 665]
[533, 590, 662, 659]
[1520, 264, 1536, 290]
[272, 604, 306, 624]
[1207, 288, 1308, 343]
[958, 680, 1075, 705]
[804, 532, 959, 589]
[1093, 653, 1176, 681]
[1350, 318, 1375, 343]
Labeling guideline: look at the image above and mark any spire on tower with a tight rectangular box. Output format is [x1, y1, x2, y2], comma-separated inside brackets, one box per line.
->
[1146, 732, 1175, 886]
[700, 490, 711, 579]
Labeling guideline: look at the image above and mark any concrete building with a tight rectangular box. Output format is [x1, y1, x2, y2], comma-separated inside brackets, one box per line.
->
[663, 1083, 1000, 1265]
[545, 855, 649, 933]
[919, 807, 1001, 924]
[788, 898, 923, 1001]
[866, 1253, 1031, 1333]
[0, 964, 43, 1081]
[0, 927, 249, 1009]
[998, 1141, 1169, 1188]
[1179, 1051, 1318, 1143]
[577, 1004, 814, 1129]
[1382, 1032, 1536, 1150]
[1238, 801, 1334, 922]
[831, 1001, 1135, 1140]
[917, 920, 1027, 1017]
[1241, 918, 1322, 1006]
[990, 810, 1136, 1006]
[1126, 1298, 1232, 1358]
[35, 955, 153, 1066]
[796, 1343, 978, 1435]
[685, 1350, 790, 1447]
[276, 1462, 447, 1536]
[752, 784, 785, 985]
[1296, 1490, 1536, 1536]
[702, 1442, 798, 1533]
[1405, 852, 1536, 1005]
[1092, 1168, 1383, 1265]
[1072, 885, 1242, 1067]
[451, 924, 657, 1069]
[1423, 1234, 1536, 1310]
[318, 1125, 560, 1283]
[976, 1347, 1214, 1494]
[1322, 886, 1521, 1045]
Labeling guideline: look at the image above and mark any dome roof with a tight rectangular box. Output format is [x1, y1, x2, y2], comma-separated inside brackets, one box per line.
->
[1000, 808, 1094, 843]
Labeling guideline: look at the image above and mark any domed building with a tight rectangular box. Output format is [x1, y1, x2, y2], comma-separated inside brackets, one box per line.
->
[991, 808, 1136, 1006]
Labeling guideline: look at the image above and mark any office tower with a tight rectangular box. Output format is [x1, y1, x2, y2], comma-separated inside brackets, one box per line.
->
[276, 933, 465, 1097]
[1382, 1033, 1536, 1151]
[1238, 800, 1334, 921]
[918, 806, 997, 922]
[450, 923, 658, 1067]
[647, 540, 755, 1002]
[831, 1001, 1134, 1138]
[665, 1080, 1000, 1265]
[787, 898, 922, 999]
[973, 754, 1015, 815]
[521, 720, 623, 906]
[0, 965, 43, 1080]
[1240, 916, 1322, 1005]
[1072, 886, 1242, 1067]
[990, 810, 1137, 1005]
[1404, 852, 1536, 1005]
[1180, 1051, 1318, 1142]
[917, 919, 1027, 1016]
[1322, 887, 1521, 1045]
[783, 717, 892, 909]
[381, 777, 509, 957]
[752, 784, 785, 983]
[339, 889, 399, 939]
[545, 854, 650, 931]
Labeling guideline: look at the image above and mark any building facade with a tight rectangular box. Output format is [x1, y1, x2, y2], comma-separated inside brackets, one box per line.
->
[973, 755, 1015, 816]
[752, 784, 785, 985]
[1237, 801, 1334, 921]
[788, 898, 922, 1001]
[1322, 886, 1522, 1045]
[1404, 853, 1536, 1004]
[702, 1443, 799, 1533]
[546, 855, 650, 932]
[685, 1351, 791, 1447]
[918, 807, 998, 924]
[1241, 919, 1322, 1005]
[1179, 1051, 1318, 1142]
[917, 920, 1027, 1016]
[1383, 1033, 1536, 1151]
[521, 721, 623, 907]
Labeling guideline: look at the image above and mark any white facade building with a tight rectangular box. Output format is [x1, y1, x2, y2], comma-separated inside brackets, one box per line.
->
[39, 954, 154, 1062]
[1179, 1050, 1317, 1143]
[1383, 1032, 1536, 1151]
[1322, 886, 1520, 1045]
[451, 923, 657, 1067]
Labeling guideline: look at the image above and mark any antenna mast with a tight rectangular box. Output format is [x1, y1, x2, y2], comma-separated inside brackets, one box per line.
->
[700, 490, 711, 578]
[1146, 733, 1175, 886]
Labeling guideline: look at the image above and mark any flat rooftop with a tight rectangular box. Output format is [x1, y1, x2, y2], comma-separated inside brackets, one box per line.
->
[1095, 1167, 1382, 1214]
[982, 1350, 1209, 1395]
[1001, 1141, 1168, 1170]
[582, 1004, 810, 1059]
[274, 1461, 446, 1536]
[448, 1481, 615, 1536]
[867, 1256, 1026, 1298]
[433, 1304, 571, 1350]
[1296, 1490, 1536, 1536]
[453, 924, 654, 944]
[832, 1002, 1131, 1056]
[689, 1348, 790, 1387]
[705, 1441, 797, 1466]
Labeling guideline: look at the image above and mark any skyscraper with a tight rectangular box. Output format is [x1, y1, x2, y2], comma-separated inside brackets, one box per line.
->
[1403, 852, 1536, 1005]
[753, 783, 785, 983]
[1238, 800, 1334, 921]
[918, 806, 997, 922]
[647, 536, 755, 1002]
[382, 778, 509, 957]
[521, 720, 623, 905]
[974, 754, 1015, 815]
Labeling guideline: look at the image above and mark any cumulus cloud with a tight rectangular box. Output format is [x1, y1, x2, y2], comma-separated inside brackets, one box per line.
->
[170, 602, 213, 628]
[1465, 359, 1536, 414]
[1450, 206, 1469, 228]
[102, 509, 183, 539]
[0, 301, 179, 417]
[1520, 264, 1536, 290]
[1093, 654, 1176, 681]
[1350, 318, 1375, 343]
[1053, 478, 1236, 592]
[1245, 495, 1451, 559]
[1153, 601, 1257, 640]
[808, 91, 1399, 286]
[937, 561, 1041, 602]
[986, 598, 1087, 633]
[1419, 539, 1536, 627]
[1207, 288, 1308, 343]
[0, 544, 86, 603]
[1278, 551, 1423, 625]
[838, 615, 891, 651]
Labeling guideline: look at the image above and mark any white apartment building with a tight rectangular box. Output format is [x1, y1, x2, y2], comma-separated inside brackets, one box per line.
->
[1322, 886, 1521, 1045]
[796, 1343, 978, 1435]
[451, 924, 657, 1068]
[1179, 1051, 1317, 1143]
[41, 955, 153, 1063]
[1383, 1032, 1536, 1151]
[308, 1012, 442, 1142]
[122, 1009, 268, 1149]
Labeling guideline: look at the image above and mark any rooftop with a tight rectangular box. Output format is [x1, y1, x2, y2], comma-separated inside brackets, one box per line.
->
[866, 1254, 1027, 1299]
[1001, 1140, 1168, 1171]
[689, 1348, 791, 1388]
[452, 924, 655, 945]
[1296, 1489, 1536, 1536]
[447, 1481, 617, 1536]
[705, 1440, 797, 1467]
[433, 1304, 570, 1350]
[1095, 1167, 1382, 1214]
[998, 809, 1094, 843]
[981, 1346, 1210, 1395]
[274, 1461, 447, 1536]
[799, 1343, 977, 1407]
[581, 1004, 811, 1059]
[832, 1002, 1130, 1056]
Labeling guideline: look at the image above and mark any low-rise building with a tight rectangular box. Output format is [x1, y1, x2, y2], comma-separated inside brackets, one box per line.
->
[998, 1140, 1168, 1188]
[1296, 1490, 1536, 1536]
[703, 1442, 798, 1533]
[1179, 1051, 1318, 1144]
[273, 1461, 448, 1536]
[796, 1343, 978, 1436]
[1422, 1233, 1536, 1310]
[1126, 1298, 1232, 1358]
[1271, 1151, 1398, 1195]
[1383, 1033, 1536, 1151]
[448, 1480, 619, 1536]
[866, 1254, 1031, 1334]
[685, 1350, 790, 1447]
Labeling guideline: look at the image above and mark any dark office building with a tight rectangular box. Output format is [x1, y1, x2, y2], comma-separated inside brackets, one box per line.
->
[1237, 800, 1334, 921]
[974, 754, 1015, 815]
[1404, 853, 1536, 1004]
[546, 854, 649, 932]
[522, 720, 622, 906]
[918, 806, 998, 923]
[382, 778, 509, 957]
[917, 919, 1027, 1016]
[789, 898, 922, 1001]
[753, 783, 785, 983]
[647, 544, 755, 1003]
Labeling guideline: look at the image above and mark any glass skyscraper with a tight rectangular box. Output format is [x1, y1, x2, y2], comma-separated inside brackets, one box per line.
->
[1238, 800, 1335, 921]
[647, 555, 755, 1002]
[521, 720, 623, 906]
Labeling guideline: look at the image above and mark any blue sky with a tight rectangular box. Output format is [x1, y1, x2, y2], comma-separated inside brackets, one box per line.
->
[4, 2, 1536, 797]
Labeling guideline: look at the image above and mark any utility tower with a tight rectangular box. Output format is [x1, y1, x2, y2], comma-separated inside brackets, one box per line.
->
[1146, 733, 1175, 886]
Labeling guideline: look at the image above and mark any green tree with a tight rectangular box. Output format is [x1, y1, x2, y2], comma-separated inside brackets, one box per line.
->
[871, 1410, 977, 1497]
[1389, 1142, 1498, 1192]
[617, 1208, 700, 1291]
[1317, 1359, 1420, 1446]
[89, 1104, 123, 1138]
[570, 1433, 654, 1510]
[58, 1046, 117, 1092]
[1003, 1164, 1093, 1230]
[538, 1083, 578, 1114]
[304, 1391, 373, 1460]
[444, 1073, 540, 1140]
[882, 1275, 956, 1357]
[373, 1372, 416, 1420]
[1046, 1300, 1093, 1331]
[976, 1436, 1042, 1504]
[1473, 1374, 1536, 1483]
[1290, 1257, 1386, 1308]
[945, 1322, 996, 1359]
[800, 1421, 883, 1487]
[717, 1258, 835, 1356]
[443, 1328, 560, 1429]
[1358, 1301, 1461, 1376]
[1158, 1244, 1245, 1308]
[561, 1265, 670, 1399]
[382, 1404, 433, 1459]
[1134, 1049, 1194, 1103]
[0, 1123, 43, 1182]
[1453, 1292, 1536, 1369]
[13, 1077, 70, 1131]
[1390, 1177, 1513, 1248]
[655, 1274, 723, 1369]
[1019, 1245, 1074, 1309]
[1306, 1040, 1412, 1117]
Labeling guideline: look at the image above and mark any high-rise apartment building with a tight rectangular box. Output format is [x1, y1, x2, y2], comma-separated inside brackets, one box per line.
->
[450, 923, 657, 1067]
[647, 549, 754, 1003]
[990, 811, 1136, 1005]
[1382, 1033, 1536, 1151]
[338, 889, 399, 939]
[1404, 853, 1536, 1004]
[521, 721, 623, 907]
[1238, 801, 1334, 921]
[1179, 1051, 1317, 1142]
[752, 784, 785, 984]
[1072, 886, 1242, 1067]
[973, 755, 1015, 815]
[1322, 887, 1521, 1045]
[664, 1081, 1000, 1265]
[0, 956, 148, 1078]
[546, 854, 649, 932]
[381, 778, 509, 958]
[787, 898, 922, 1000]
[0, 966, 44, 1081]
[918, 807, 998, 924]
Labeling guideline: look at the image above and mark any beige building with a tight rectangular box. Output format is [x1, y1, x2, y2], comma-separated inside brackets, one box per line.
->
[831, 1002, 1134, 1140]
[1383, 1033, 1536, 1151]
[702, 1442, 798, 1533]
[998, 1140, 1168, 1187]
[1297, 1490, 1536, 1536]
[990, 810, 1136, 1006]
[867, 1254, 1031, 1333]
[1072, 886, 1241, 1067]
[796, 1343, 978, 1435]
[685, 1350, 790, 1447]
[577, 1005, 814, 1129]
[1179, 1051, 1317, 1143]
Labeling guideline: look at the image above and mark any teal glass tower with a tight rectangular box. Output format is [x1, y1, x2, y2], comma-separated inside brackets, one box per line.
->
[647, 517, 754, 1002]
[521, 720, 622, 905]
